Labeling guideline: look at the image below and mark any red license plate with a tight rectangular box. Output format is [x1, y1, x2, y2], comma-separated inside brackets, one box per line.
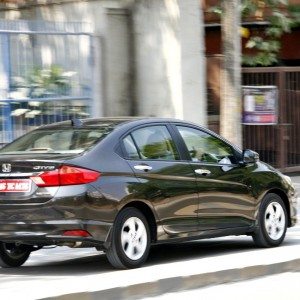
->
[0, 179, 31, 193]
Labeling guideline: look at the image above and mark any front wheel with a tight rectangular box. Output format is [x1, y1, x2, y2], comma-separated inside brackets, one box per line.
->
[106, 207, 150, 269]
[0, 242, 31, 268]
[252, 193, 287, 248]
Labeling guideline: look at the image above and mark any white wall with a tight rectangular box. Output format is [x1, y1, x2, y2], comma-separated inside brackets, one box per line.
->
[0, 0, 207, 124]
[104, 8, 131, 116]
[36, 1, 131, 117]
[133, 0, 207, 125]
[179, 0, 207, 126]
[0, 0, 131, 118]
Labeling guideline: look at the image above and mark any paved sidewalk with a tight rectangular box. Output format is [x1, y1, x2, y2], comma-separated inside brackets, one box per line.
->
[142, 272, 300, 300]
[44, 237, 300, 300]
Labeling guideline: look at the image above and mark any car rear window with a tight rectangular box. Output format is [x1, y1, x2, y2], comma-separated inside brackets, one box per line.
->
[0, 126, 114, 155]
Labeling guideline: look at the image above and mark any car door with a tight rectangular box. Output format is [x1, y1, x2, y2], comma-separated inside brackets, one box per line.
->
[122, 124, 199, 235]
[173, 124, 255, 231]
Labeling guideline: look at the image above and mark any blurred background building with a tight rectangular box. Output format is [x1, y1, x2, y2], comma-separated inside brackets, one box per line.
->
[0, 0, 299, 171]
[204, 0, 300, 171]
[0, 0, 206, 144]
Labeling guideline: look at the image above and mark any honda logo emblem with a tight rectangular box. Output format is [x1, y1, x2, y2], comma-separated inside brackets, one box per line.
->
[2, 164, 11, 173]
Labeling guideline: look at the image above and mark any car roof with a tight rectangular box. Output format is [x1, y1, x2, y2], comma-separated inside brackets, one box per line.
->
[33, 117, 242, 154]
[36, 117, 198, 130]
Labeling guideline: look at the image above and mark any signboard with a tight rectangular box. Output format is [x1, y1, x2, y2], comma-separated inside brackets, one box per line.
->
[242, 86, 278, 125]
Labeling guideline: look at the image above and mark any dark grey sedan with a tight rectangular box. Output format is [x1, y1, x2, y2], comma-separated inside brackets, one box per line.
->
[0, 117, 297, 269]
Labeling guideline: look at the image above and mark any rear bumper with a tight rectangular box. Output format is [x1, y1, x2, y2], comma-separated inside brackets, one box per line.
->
[0, 184, 116, 248]
[0, 219, 112, 249]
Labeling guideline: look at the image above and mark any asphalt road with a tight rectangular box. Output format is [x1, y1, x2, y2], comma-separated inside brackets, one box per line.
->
[0, 175, 299, 299]
[1, 227, 300, 300]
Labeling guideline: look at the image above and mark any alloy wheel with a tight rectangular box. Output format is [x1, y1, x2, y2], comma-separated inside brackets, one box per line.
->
[121, 217, 148, 260]
[264, 201, 286, 241]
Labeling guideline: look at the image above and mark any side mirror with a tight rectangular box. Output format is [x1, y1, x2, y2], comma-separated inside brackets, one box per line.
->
[243, 149, 259, 164]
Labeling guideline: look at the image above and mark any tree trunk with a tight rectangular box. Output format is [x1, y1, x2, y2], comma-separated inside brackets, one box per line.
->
[220, 0, 242, 148]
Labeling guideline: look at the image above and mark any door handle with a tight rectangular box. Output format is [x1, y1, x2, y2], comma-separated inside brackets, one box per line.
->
[134, 164, 153, 172]
[194, 169, 211, 176]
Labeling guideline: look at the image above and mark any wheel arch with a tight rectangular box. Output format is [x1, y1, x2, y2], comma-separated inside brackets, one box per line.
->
[120, 201, 158, 242]
[265, 189, 291, 227]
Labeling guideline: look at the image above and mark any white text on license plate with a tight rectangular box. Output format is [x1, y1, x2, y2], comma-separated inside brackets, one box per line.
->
[0, 179, 31, 192]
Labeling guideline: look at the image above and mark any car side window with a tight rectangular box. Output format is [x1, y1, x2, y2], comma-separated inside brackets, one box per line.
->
[177, 126, 236, 164]
[123, 135, 140, 159]
[126, 125, 179, 161]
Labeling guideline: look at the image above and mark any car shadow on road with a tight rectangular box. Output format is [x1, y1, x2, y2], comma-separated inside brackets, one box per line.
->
[0, 237, 254, 276]
[146, 237, 257, 265]
[0, 236, 298, 277]
[0, 252, 113, 277]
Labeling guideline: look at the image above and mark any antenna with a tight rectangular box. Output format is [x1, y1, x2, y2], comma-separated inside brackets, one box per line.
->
[71, 118, 83, 127]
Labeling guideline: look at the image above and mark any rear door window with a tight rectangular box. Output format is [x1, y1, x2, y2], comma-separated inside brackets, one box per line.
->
[123, 125, 179, 161]
[123, 135, 140, 159]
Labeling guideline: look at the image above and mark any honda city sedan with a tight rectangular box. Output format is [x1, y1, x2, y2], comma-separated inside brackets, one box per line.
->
[0, 117, 297, 269]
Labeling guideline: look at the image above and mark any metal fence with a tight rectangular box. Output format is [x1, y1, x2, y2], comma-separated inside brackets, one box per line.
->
[0, 20, 94, 145]
[0, 98, 90, 146]
[242, 67, 300, 170]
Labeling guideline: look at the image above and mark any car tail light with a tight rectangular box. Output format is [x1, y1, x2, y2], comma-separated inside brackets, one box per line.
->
[63, 230, 91, 237]
[31, 165, 100, 187]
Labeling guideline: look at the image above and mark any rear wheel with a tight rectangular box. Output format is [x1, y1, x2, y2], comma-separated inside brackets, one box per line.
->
[106, 207, 150, 269]
[0, 242, 31, 268]
[252, 193, 287, 247]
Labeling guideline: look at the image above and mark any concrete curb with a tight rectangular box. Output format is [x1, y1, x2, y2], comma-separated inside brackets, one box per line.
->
[43, 258, 300, 300]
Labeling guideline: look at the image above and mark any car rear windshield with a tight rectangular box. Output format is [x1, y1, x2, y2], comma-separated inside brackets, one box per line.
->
[0, 125, 115, 155]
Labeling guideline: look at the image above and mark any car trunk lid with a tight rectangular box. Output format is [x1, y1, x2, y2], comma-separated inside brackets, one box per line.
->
[0, 156, 64, 202]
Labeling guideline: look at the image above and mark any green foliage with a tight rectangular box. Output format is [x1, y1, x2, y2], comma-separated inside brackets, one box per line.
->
[11, 65, 75, 98]
[268, 10, 293, 32]
[242, 52, 278, 66]
[265, 26, 284, 37]
[245, 37, 280, 52]
[289, 5, 300, 26]
[208, 6, 222, 15]
[213, 0, 297, 66]
[241, 0, 259, 17]
[241, 0, 294, 66]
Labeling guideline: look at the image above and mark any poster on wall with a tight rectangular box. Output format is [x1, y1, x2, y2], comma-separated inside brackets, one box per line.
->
[242, 86, 278, 125]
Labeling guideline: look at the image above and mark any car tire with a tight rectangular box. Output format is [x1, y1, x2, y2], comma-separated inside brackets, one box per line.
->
[106, 207, 151, 269]
[0, 242, 31, 268]
[252, 193, 287, 248]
